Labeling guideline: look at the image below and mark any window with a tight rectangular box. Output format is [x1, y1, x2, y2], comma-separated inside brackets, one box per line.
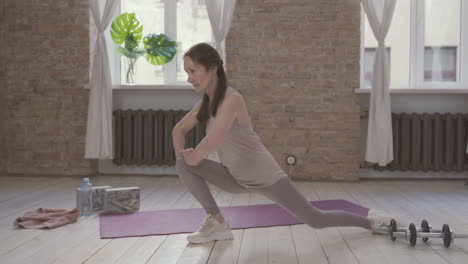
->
[361, 0, 466, 89]
[175, 0, 213, 83]
[362, 0, 410, 89]
[424, 46, 457, 81]
[117, 0, 214, 86]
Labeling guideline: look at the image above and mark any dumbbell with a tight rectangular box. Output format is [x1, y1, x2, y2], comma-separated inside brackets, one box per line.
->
[388, 219, 438, 246]
[388, 219, 468, 248]
[387, 219, 438, 246]
[387, 219, 418, 246]
[415, 224, 468, 248]
[374, 219, 432, 240]
[377, 219, 431, 233]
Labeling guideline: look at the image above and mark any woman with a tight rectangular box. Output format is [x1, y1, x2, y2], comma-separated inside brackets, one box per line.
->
[172, 43, 392, 244]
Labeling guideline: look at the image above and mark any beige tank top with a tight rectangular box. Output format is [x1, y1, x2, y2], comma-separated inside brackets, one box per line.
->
[206, 87, 287, 188]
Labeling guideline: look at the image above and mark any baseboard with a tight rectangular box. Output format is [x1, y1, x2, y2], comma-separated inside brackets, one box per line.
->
[360, 168, 468, 180]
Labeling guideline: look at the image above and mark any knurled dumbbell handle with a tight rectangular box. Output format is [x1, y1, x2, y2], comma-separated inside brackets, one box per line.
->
[417, 232, 444, 238]
[396, 227, 433, 232]
[391, 231, 410, 239]
[452, 234, 468, 239]
[376, 227, 468, 239]
[376, 226, 434, 233]
[375, 226, 433, 233]
[410, 232, 468, 239]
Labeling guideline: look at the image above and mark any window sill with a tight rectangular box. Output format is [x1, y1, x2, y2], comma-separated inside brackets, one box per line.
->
[355, 88, 468, 94]
[112, 84, 194, 91]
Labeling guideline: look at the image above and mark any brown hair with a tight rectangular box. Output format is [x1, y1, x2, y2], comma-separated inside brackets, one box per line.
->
[184, 43, 227, 123]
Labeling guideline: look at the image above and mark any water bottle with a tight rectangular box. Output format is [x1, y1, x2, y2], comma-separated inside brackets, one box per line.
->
[79, 178, 93, 216]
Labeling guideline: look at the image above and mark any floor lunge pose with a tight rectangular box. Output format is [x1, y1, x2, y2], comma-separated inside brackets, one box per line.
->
[172, 43, 391, 244]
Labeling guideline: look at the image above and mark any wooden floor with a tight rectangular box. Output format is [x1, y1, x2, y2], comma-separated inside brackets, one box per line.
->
[1, 175, 468, 264]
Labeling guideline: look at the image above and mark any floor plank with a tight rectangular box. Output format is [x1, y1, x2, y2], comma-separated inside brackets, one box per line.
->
[1, 176, 468, 264]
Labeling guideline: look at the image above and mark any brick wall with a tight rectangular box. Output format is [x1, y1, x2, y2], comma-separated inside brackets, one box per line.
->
[2, 0, 361, 180]
[2, 0, 95, 176]
[226, 0, 361, 180]
[0, 0, 5, 173]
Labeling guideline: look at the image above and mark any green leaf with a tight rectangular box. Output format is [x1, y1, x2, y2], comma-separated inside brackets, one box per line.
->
[110, 13, 143, 45]
[117, 47, 144, 59]
[124, 34, 138, 51]
[143, 34, 178, 65]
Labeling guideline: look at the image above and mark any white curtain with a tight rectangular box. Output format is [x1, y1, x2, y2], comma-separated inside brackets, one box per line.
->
[206, 0, 237, 64]
[362, 0, 396, 166]
[85, 0, 118, 159]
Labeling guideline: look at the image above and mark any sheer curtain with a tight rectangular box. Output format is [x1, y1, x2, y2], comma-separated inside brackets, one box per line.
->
[362, 0, 396, 166]
[206, 0, 237, 64]
[85, 0, 118, 159]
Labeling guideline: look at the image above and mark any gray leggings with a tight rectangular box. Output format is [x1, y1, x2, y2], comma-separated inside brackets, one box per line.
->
[175, 158, 371, 230]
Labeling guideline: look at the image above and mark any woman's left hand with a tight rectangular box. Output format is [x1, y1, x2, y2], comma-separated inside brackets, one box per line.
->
[178, 148, 194, 158]
[179, 148, 200, 166]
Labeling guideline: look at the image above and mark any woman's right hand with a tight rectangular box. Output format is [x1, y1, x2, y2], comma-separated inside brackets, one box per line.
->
[178, 148, 194, 160]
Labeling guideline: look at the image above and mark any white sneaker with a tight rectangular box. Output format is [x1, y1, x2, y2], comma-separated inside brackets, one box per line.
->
[368, 209, 394, 234]
[187, 214, 234, 244]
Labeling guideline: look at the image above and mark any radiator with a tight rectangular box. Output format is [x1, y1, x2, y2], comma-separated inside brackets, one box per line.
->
[113, 109, 206, 166]
[380, 113, 468, 171]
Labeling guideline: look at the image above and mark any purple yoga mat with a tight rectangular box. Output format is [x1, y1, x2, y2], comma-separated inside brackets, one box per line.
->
[99, 199, 369, 239]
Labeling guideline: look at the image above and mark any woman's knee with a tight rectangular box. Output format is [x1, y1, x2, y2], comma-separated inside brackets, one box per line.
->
[175, 157, 184, 168]
[175, 158, 202, 173]
[175, 159, 205, 183]
[175, 158, 191, 177]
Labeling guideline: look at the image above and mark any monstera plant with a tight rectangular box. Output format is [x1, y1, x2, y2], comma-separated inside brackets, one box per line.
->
[110, 13, 177, 84]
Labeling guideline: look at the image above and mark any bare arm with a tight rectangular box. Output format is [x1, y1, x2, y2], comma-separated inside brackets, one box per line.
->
[184, 93, 243, 166]
[172, 101, 201, 159]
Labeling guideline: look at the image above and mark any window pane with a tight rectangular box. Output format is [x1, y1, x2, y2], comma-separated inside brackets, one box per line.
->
[424, 0, 460, 82]
[424, 47, 457, 81]
[176, 0, 213, 82]
[121, 0, 165, 85]
[363, 0, 410, 88]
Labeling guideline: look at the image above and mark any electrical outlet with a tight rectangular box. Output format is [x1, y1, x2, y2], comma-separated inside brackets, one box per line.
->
[285, 155, 296, 166]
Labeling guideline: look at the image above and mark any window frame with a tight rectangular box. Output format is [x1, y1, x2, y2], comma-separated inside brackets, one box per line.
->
[360, 0, 468, 90]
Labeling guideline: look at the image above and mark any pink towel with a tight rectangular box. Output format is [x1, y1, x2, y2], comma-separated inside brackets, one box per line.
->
[15, 208, 80, 229]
